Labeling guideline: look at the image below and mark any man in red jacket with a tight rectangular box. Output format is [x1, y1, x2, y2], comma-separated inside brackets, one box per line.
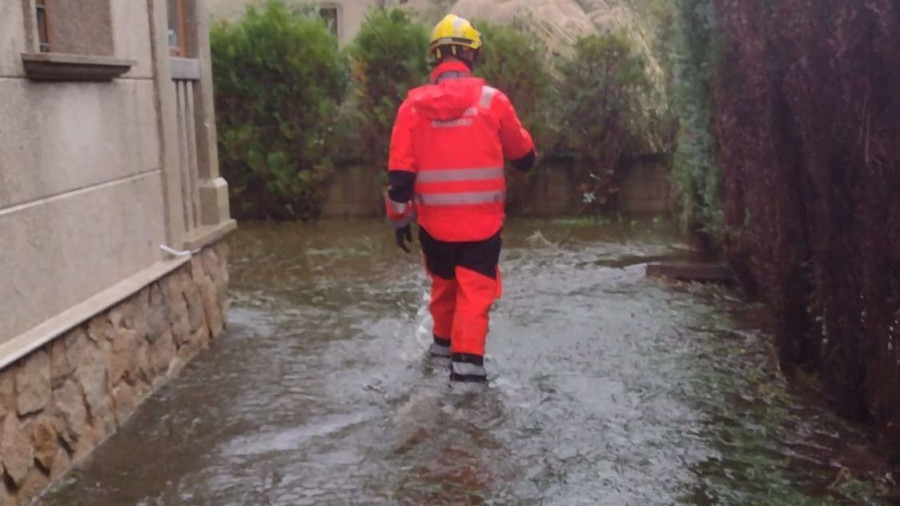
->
[386, 14, 536, 386]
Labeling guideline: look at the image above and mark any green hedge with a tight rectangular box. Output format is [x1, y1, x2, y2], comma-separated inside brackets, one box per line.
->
[211, 0, 347, 220]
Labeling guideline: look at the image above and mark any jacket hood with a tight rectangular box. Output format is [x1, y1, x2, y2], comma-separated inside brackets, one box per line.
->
[409, 79, 484, 121]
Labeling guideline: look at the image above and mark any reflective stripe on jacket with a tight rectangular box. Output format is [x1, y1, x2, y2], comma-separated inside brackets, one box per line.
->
[387, 61, 535, 242]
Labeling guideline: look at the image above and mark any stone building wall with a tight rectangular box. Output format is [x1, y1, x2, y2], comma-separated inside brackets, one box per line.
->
[0, 242, 229, 506]
[1, 0, 166, 341]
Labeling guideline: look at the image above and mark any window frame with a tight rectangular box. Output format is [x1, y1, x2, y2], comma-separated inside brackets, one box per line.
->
[168, 0, 190, 57]
[35, 0, 51, 53]
[319, 5, 340, 40]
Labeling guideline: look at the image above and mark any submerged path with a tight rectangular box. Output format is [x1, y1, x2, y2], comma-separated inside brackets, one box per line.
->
[40, 220, 884, 505]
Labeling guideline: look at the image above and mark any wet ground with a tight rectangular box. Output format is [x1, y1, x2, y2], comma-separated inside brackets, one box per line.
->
[40, 220, 888, 505]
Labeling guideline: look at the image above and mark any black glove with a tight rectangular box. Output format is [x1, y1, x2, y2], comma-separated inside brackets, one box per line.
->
[511, 149, 537, 173]
[395, 224, 413, 253]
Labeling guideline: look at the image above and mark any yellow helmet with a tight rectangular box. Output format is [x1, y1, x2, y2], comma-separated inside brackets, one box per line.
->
[429, 14, 482, 59]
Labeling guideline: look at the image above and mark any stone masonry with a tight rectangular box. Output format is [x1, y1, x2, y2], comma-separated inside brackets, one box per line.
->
[0, 242, 229, 506]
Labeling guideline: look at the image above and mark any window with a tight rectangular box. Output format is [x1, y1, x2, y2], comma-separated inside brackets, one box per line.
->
[168, 0, 189, 57]
[27, 0, 113, 56]
[320, 6, 339, 39]
[21, 0, 132, 81]
[35, 0, 50, 52]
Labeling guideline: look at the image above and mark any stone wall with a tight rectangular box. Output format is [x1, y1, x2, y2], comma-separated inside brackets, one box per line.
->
[616, 156, 673, 214]
[321, 166, 384, 218]
[321, 158, 673, 218]
[508, 156, 674, 216]
[0, 242, 229, 506]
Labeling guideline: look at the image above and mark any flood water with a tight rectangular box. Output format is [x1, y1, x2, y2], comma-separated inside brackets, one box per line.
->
[40, 220, 887, 505]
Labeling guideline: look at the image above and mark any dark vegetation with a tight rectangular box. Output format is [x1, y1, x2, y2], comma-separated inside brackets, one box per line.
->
[672, 0, 900, 465]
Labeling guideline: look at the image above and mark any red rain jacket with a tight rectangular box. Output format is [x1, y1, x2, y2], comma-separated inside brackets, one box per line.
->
[387, 61, 535, 242]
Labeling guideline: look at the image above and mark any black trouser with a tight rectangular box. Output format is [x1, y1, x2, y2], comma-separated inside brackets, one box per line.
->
[418, 227, 502, 280]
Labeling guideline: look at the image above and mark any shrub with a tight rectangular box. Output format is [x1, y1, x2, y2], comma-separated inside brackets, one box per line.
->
[210, 0, 348, 220]
[555, 33, 653, 211]
[347, 8, 429, 165]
